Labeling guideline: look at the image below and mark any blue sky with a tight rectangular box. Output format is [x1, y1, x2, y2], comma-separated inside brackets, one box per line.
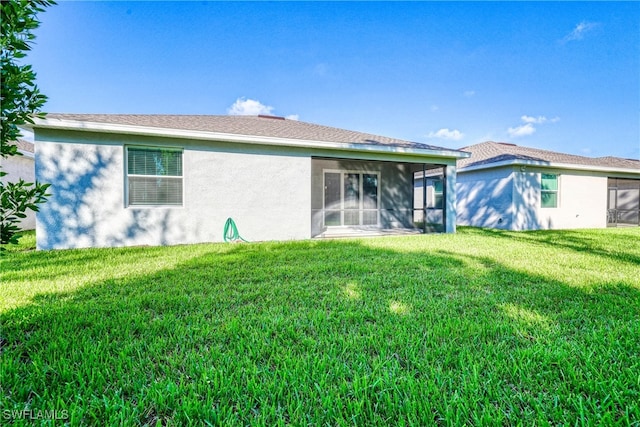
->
[27, 1, 640, 159]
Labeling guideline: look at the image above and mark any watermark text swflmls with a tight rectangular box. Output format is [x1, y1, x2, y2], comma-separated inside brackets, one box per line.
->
[2, 409, 69, 421]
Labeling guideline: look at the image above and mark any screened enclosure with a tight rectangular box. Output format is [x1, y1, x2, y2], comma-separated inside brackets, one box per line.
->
[311, 158, 449, 237]
[413, 166, 446, 233]
[607, 178, 640, 226]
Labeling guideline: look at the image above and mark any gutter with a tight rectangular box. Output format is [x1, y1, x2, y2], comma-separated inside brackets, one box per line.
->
[459, 158, 640, 175]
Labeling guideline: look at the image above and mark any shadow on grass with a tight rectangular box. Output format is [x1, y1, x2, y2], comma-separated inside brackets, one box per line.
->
[461, 226, 640, 266]
[1, 244, 191, 283]
[2, 237, 639, 425]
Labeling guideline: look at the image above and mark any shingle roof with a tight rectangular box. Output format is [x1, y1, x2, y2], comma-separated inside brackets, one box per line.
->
[16, 139, 34, 153]
[41, 113, 456, 153]
[6, 139, 35, 154]
[459, 141, 640, 171]
[596, 156, 640, 169]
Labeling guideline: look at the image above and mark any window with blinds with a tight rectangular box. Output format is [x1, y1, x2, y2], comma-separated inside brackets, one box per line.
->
[126, 147, 183, 206]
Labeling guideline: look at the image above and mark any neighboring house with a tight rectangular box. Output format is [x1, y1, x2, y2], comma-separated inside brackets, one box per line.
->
[456, 141, 640, 230]
[0, 139, 36, 230]
[27, 114, 469, 249]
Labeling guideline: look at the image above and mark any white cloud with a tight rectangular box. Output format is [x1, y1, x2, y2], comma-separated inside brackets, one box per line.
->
[227, 98, 299, 120]
[227, 98, 274, 116]
[521, 115, 561, 124]
[430, 105, 439, 112]
[508, 114, 559, 138]
[427, 128, 465, 141]
[508, 123, 536, 138]
[563, 21, 599, 42]
[463, 90, 476, 97]
[521, 115, 547, 124]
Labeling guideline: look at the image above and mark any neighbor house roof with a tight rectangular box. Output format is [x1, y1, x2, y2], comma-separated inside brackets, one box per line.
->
[16, 139, 34, 153]
[29, 113, 469, 160]
[7, 139, 35, 158]
[458, 141, 640, 174]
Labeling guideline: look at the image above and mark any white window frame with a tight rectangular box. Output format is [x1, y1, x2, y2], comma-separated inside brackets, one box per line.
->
[540, 173, 560, 209]
[322, 169, 381, 227]
[427, 177, 444, 209]
[125, 146, 185, 208]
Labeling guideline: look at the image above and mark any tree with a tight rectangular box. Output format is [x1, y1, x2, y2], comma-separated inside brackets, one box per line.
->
[1, 0, 55, 247]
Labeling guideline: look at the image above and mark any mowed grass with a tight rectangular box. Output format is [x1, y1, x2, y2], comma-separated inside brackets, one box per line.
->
[1, 228, 639, 426]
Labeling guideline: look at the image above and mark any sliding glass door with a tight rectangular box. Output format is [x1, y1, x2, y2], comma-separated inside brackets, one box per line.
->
[324, 171, 379, 227]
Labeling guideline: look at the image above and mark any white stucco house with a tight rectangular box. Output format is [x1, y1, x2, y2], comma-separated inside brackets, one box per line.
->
[0, 139, 37, 230]
[27, 114, 469, 250]
[456, 141, 640, 230]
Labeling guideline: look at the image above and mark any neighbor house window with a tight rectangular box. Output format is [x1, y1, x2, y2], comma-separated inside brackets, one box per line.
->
[427, 178, 444, 209]
[541, 173, 558, 208]
[127, 147, 183, 206]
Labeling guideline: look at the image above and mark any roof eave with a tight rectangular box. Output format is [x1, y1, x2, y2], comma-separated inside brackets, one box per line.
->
[18, 150, 35, 159]
[28, 117, 470, 160]
[459, 158, 640, 175]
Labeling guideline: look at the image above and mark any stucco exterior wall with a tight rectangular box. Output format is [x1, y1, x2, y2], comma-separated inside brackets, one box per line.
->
[533, 170, 607, 229]
[36, 134, 311, 249]
[457, 166, 610, 231]
[512, 170, 540, 230]
[456, 167, 514, 229]
[0, 153, 36, 230]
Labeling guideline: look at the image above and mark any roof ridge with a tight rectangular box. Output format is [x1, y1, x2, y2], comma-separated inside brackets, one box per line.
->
[598, 155, 640, 162]
[475, 141, 609, 162]
[513, 143, 596, 159]
[488, 141, 514, 156]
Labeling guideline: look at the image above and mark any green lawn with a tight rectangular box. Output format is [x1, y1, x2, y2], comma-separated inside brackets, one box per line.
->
[1, 228, 639, 426]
